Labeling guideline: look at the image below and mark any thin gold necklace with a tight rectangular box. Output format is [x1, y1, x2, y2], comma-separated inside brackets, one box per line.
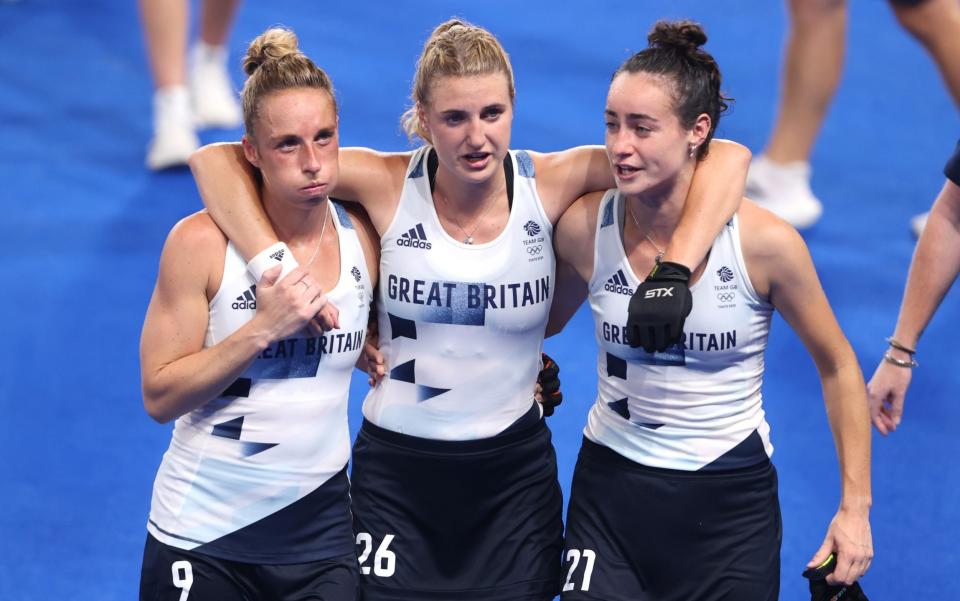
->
[439, 191, 498, 245]
[626, 199, 664, 264]
[301, 200, 330, 266]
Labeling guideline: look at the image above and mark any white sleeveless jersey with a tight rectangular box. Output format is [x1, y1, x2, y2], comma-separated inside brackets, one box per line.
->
[364, 147, 554, 440]
[147, 201, 373, 558]
[584, 190, 775, 471]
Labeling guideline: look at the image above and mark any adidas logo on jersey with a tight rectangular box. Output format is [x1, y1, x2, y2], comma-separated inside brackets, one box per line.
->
[604, 269, 633, 295]
[232, 284, 257, 310]
[397, 223, 432, 249]
[269, 249, 285, 261]
[351, 266, 361, 282]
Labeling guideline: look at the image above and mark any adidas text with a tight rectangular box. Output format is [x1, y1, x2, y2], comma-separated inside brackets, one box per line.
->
[231, 300, 257, 310]
[604, 283, 634, 295]
[396, 238, 432, 250]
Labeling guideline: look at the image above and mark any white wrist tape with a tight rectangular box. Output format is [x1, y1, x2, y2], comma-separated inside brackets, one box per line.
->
[246, 242, 299, 281]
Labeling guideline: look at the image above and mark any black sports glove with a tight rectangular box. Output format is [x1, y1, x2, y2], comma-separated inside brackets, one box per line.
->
[627, 261, 693, 353]
[537, 353, 562, 417]
[802, 554, 869, 601]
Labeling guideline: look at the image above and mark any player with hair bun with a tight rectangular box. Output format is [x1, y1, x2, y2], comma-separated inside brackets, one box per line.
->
[138, 27, 378, 600]
[189, 18, 752, 600]
[551, 20, 873, 600]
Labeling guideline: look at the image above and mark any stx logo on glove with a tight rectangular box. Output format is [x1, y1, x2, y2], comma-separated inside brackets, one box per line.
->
[644, 287, 675, 299]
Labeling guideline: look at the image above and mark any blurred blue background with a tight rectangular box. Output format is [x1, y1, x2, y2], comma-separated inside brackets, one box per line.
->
[1, 0, 958, 598]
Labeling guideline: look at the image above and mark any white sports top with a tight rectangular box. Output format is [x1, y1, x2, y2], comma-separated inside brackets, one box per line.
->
[363, 147, 554, 440]
[147, 201, 373, 558]
[584, 190, 775, 471]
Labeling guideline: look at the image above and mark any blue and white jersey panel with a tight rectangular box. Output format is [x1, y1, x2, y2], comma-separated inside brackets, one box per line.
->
[585, 189, 774, 471]
[147, 200, 373, 561]
[364, 147, 554, 440]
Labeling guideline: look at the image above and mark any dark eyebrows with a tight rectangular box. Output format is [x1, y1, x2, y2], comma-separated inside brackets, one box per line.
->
[604, 109, 658, 122]
[268, 125, 336, 145]
[269, 133, 300, 145]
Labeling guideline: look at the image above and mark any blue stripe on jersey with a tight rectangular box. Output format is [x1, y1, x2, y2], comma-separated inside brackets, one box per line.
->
[388, 360, 451, 403]
[515, 150, 535, 177]
[608, 398, 630, 419]
[390, 359, 415, 383]
[241, 441, 278, 457]
[211, 416, 244, 440]
[633, 344, 686, 366]
[221, 378, 251, 397]
[408, 153, 425, 179]
[607, 353, 627, 379]
[601, 197, 615, 227]
[244, 331, 364, 379]
[332, 201, 353, 229]
[388, 312, 417, 339]
[193, 468, 355, 563]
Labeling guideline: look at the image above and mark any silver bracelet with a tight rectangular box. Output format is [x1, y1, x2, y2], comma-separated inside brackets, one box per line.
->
[883, 350, 918, 368]
[886, 337, 917, 355]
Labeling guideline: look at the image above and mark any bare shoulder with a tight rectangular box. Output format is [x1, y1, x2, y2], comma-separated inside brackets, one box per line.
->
[165, 211, 227, 259]
[738, 200, 805, 258]
[157, 211, 227, 297]
[737, 199, 810, 297]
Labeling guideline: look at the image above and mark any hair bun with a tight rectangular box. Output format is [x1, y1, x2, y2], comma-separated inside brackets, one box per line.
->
[243, 27, 301, 76]
[647, 20, 707, 55]
[432, 18, 469, 38]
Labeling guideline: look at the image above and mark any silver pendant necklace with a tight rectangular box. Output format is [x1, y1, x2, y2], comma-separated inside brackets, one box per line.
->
[439, 191, 498, 245]
[626, 199, 664, 264]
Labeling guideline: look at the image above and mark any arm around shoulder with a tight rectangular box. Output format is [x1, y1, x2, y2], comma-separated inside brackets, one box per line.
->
[188, 142, 279, 261]
[664, 139, 750, 268]
[335, 148, 412, 232]
[529, 146, 613, 224]
[546, 191, 603, 336]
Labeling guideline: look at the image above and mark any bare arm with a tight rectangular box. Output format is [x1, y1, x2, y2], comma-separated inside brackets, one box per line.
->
[342, 202, 387, 385]
[532, 146, 614, 224]
[140, 214, 325, 423]
[546, 257, 588, 337]
[188, 143, 409, 262]
[532, 139, 749, 271]
[546, 192, 603, 336]
[867, 180, 960, 433]
[663, 139, 750, 268]
[188, 143, 276, 260]
[744, 204, 872, 585]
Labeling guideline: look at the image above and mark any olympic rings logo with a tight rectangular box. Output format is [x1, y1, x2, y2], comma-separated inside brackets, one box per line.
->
[717, 292, 735, 303]
[527, 245, 543, 255]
